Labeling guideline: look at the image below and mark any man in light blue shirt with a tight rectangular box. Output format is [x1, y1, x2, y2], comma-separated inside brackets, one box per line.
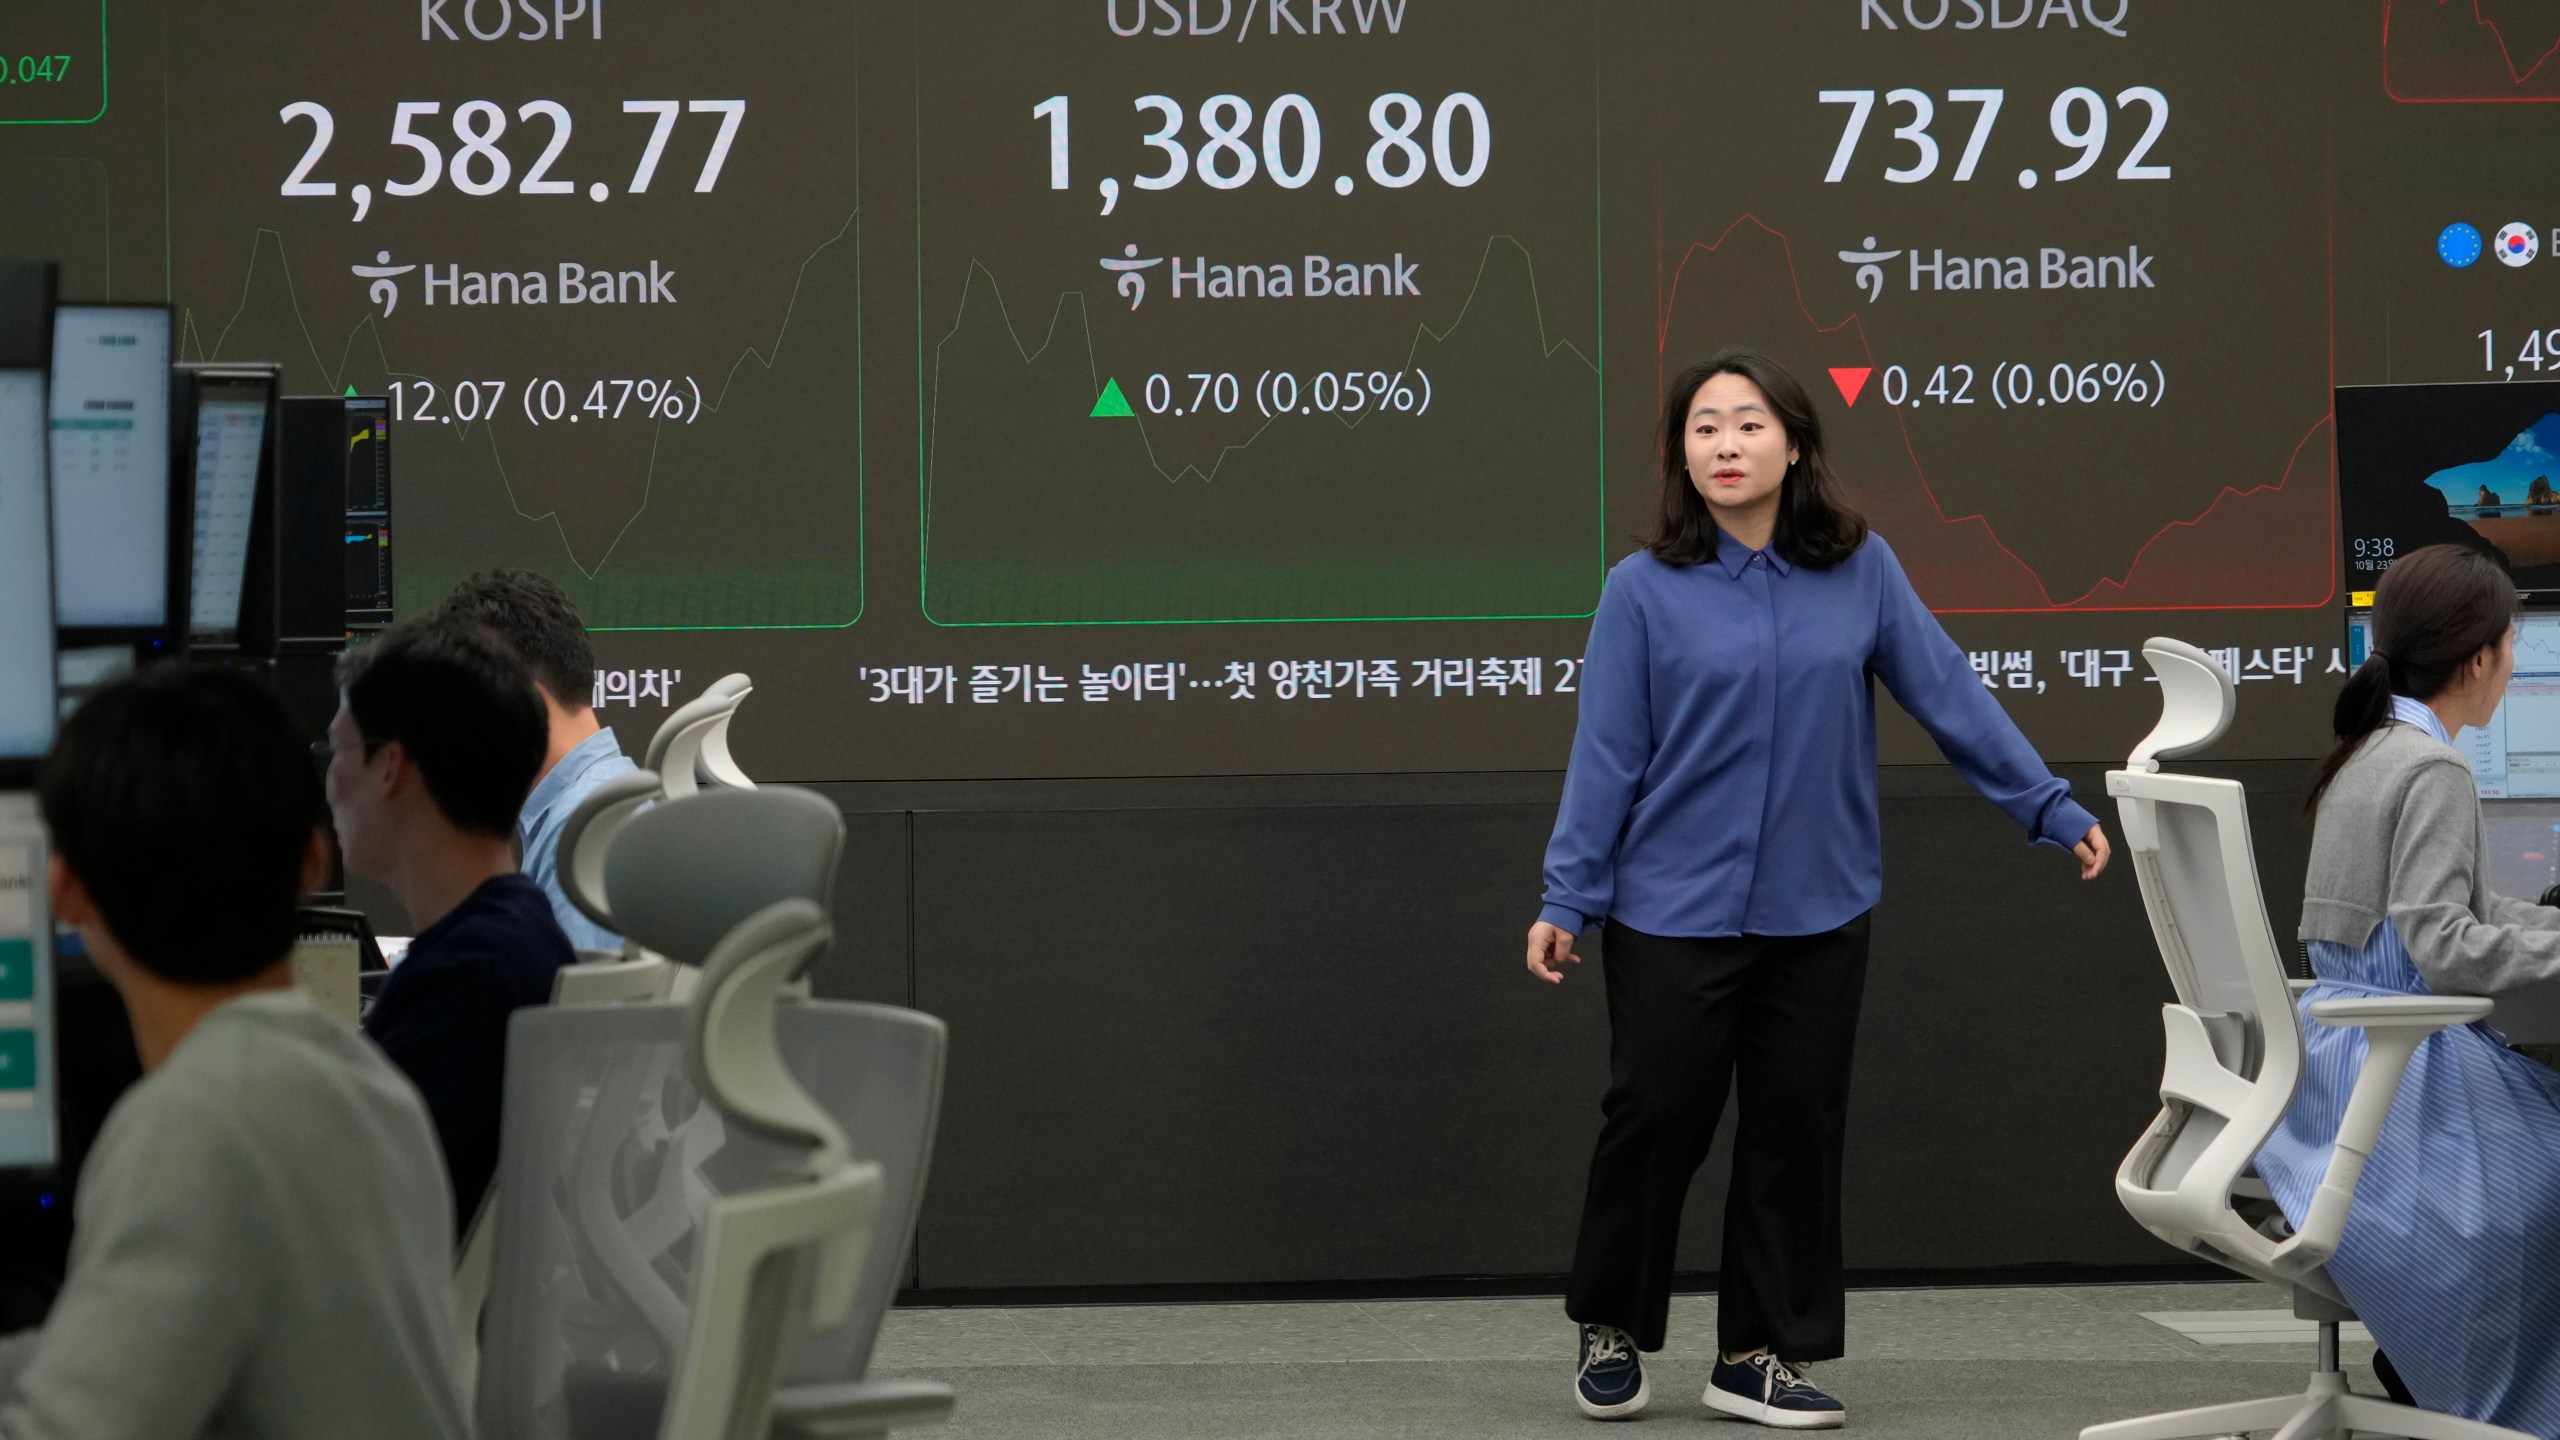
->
[441, 569, 640, 952]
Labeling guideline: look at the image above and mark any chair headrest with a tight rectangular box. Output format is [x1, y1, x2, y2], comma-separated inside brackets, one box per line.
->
[2127, 638, 2236, 772]
[685, 897, 845, 1160]
[602, 787, 843, 966]
[556, 769, 666, 932]
[643, 689, 741, 774]
[694, 675, 755, 791]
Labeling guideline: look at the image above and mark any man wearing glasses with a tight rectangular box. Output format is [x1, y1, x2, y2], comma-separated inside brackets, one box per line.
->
[318, 617, 573, 1235]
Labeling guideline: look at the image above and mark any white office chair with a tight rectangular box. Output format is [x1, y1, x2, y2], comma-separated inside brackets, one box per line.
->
[451, 817, 684, 1400]
[475, 787, 951, 1440]
[2082, 639, 2530, 1440]
[645, 674, 757, 799]
[558, 768, 673, 963]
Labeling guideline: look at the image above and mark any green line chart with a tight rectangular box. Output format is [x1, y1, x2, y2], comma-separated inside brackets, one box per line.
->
[922, 236, 1604, 627]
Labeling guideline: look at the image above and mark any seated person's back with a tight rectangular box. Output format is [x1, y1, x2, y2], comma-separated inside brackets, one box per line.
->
[11, 665, 468, 1440]
[439, 568, 639, 952]
[365, 871, 573, 1234]
[2259, 543, 2560, 1435]
[329, 617, 574, 1231]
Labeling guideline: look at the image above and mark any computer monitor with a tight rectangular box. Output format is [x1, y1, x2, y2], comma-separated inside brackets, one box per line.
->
[344, 397, 392, 629]
[0, 368, 54, 773]
[48, 305, 174, 638]
[0, 367, 56, 776]
[271, 395, 380, 649]
[0, 797, 58, 1171]
[2348, 607, 2560, 799]
[2337, 381, 2560, 600]
[178, 366, 279, 652]
[0, 263, 57, 777]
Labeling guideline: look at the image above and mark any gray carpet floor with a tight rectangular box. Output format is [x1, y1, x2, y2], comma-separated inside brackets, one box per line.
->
[872, 1282, 2388, 1438]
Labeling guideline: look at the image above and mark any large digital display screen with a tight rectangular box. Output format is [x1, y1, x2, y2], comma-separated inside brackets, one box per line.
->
[49, 304, 172, 630]
[0, 2, 2530, 777]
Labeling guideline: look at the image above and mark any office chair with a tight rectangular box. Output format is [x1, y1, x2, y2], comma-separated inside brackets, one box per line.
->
[474, 787, 950, 1440]
[451, 786, 682, 1399]
[2081, 639, 2530, 1440]
[558, 768, 673, 964]
[645, 674, 757, 799]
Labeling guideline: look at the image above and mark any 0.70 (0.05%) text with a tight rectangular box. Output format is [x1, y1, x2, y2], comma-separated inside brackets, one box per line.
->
[1131, 369, 1434, 419]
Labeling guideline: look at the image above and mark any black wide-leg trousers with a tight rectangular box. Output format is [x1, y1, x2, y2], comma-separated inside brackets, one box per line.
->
[1564, 914, 1871, 1359]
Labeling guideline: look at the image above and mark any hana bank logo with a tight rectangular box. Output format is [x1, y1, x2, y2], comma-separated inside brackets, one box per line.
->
[1100, 245, 1164, 309]
[353, 251, 419, 316]
[1838, 237, 1903, 302]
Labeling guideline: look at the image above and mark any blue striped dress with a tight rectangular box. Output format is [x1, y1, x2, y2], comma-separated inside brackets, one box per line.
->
[2255, 707, 2560, 1435]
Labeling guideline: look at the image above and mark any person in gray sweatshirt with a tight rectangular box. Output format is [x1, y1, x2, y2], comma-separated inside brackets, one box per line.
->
[2255, 543, 2560, 1436]
[9, 665, 471, 1440]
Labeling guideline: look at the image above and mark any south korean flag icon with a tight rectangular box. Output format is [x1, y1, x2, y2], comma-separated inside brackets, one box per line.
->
[2496, 222, 2540, 267]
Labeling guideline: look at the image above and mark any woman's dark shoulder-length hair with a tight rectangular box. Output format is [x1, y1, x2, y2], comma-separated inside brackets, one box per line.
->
[1644, 346, 1868, 570]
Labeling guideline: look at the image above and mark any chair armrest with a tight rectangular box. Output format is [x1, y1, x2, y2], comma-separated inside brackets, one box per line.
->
[2284, 993, 2490, 1270]
[2307, 995, 2493, 1029]
[2286, 978, 2313, 997]
[772, 1378, 956, 1438]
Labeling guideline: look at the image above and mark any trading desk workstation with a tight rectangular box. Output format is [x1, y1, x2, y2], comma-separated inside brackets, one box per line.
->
[0, 263, 953, 1438]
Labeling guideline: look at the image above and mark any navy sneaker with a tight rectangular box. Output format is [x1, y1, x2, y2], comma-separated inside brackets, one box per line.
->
[1574, 1324, 1650, 1419]
[1703, 1352, 1845, 1429]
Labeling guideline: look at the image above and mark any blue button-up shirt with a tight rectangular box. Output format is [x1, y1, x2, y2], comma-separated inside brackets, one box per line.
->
[1540, 531, 2099, 938]
[2389, 694, 2453, 747]
[518, 726, 640, 952]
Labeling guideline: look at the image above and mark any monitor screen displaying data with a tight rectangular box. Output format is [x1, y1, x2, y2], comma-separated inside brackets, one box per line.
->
[185, 374, 270, 644]
[0, 796, 59, 1170]
[0, 370, 56, 763]
[2350, 609, 2560, 800]
[344, 397, 391, 628]
[5, 2, 2548, 775]
[49, 305, 172, 630]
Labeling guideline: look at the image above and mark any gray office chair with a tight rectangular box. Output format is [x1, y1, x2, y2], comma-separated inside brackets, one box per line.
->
[645, 674, 757, 799]
[475, 787, 949, 1440]
[558, 768, 673, 963]
[453, 780, 684, 1398]
[604, 786, 840, 969]
[2081, 639, 2529, 1440]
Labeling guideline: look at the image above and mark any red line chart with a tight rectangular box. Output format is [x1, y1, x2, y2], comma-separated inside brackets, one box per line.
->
[2382, 0, 2560, 102]
[1655, 215, 2336, 614]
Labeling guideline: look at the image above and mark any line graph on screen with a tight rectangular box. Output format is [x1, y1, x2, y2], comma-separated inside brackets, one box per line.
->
[166, 219, 863, 631]
[1657, 215, 2335, 614]
[920, 236, 1606, 626]
[2383, 0, 2560, 101]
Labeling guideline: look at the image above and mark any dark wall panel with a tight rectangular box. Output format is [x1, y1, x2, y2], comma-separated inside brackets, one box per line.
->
[809, 804, 911, 1009]
[905, 761, 2316, 1291]
[911, 802, 1611, 1289]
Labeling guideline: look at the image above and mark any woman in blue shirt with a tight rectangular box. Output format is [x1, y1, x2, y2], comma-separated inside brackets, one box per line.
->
[1529, 348, 2108, 1427]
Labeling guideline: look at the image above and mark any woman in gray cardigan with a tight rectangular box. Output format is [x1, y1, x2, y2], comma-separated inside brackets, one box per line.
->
[2255, 543, 2560, 1435]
